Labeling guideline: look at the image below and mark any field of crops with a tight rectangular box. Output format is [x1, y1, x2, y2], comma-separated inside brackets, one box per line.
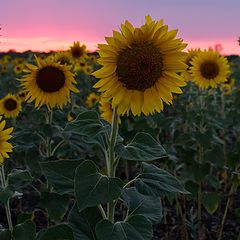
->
[0, 16, 240, 240]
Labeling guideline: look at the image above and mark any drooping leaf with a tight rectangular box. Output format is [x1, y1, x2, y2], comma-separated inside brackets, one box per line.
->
[68, 204, 102, 240]
[75, 160, 123, 212]
[136, 163, 189, 197]
[115, 132, 167, 161]
[202, 192, 220, 214]
[96, 215, 152, 240]
[41, 192, 69, 222]
[121, 187, 162, 224]
[40, 159, 83, 194]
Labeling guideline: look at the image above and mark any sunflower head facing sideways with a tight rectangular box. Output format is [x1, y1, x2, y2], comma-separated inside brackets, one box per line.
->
[85, 92, 100, 108]
[20, 56, 79, 110]
[0, 116, 13, 166]
[0, 94, 22, 118]
[69, 41, 87, 61]
[93, 16, 187, 116]
[182, 48, 201, 81]
[190, 49, 230, 89]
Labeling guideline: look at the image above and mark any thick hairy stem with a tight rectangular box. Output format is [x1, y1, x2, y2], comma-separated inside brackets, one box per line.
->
[0, 166, 13, 232]
[107, 109, 118, 222]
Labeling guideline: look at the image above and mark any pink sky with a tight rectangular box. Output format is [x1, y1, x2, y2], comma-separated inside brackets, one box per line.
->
[1, 0, 240, 55]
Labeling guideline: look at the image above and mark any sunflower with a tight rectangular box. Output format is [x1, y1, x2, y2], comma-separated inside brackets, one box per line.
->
[0, 116, 13, 166]
[14, 64, 24, 74]
[99, 97, 121, 124]
[16, 90, 28, 102]
[84, 64, 93, 75]
[182, 48, 201, 81]
[221, 77, 235, 95]
[1, 65, 8, 73]
[54, 51, 72, 66]
[85, 92, 100, 108]
[190, 49, 230, 89]
[0, 94, 22, 118]
[20, 56, 79, 109]
[92, 16, 187, 116]
[69, 42, 87, 62]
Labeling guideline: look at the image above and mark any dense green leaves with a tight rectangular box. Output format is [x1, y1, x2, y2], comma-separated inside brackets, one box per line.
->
[64, 109, 105, 137]
[136, 163, 189, 197]
[68, 204, 102, 240]
[75, 160, 123, 211]
[13, 220, 36, 240]
[0, 185, 15, 205]
[41, 192, 69, 222]
[0, 229, 11, 240]
[121, 187, 162, 224]
[37, 224, 74, 240]
[115, 132, 167, 161]
[40, 159, 83, 194]
[96, 215, 152, 240]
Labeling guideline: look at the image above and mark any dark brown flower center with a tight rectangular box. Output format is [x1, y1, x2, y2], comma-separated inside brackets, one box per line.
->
[4, 99, 17, 111]
[116, 42, 163, 91]
[36, 66, 65, 93]
[225, 78, 231, 84]
[71, 47, 84, 59]
[200, 61, 219, 79]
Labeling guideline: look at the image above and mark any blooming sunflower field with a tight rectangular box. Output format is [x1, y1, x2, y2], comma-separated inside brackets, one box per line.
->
[0, 16, 240, 240]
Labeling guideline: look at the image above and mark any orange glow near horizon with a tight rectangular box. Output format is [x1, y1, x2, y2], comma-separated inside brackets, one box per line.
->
[1, 37, 239, 55]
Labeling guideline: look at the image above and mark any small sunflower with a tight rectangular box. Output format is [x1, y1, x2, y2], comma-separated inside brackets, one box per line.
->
[20, 56, 79, 109]
[182, 48, 201, 81]
[99, 97, 121, 124]
[0, 94, 22, 118]
[69, 42, 87, 61]
[221, 77, 235, 95]
[1, 65, 8, 73]
[84, 64, 93, 75]
[16, 90, 28, 102]
[14, 64, 24, 74]
[190, 50, 230, 89]
[85, 92, 100, 108]
[54, 51, 72, 66]
[93, 16, 187, 116]
[0, 116, 13, 166]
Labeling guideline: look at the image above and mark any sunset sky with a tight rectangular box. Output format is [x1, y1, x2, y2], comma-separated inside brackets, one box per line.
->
[1, 0, 240, 55]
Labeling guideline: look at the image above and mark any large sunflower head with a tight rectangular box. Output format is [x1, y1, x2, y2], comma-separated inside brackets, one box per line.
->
[69, 42, 87, 61]
[92, 16, 187, 116]
[182, 48, 201, 81]
[0, 94, 22, 118]
[20, 56, 79, 110]
[190, 49, 230, 89]
[0, 116, 13, 166]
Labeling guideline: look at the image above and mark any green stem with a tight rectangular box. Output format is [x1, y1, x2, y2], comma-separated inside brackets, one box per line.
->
[217, 186, 234, 240]
[98, 204, 107, 219]
[123, 175, 139, 189]
[51, 140, 65, 156]
[0, 165, 13, 233]
[107, 108, 118, 222]
[46, 110, 53, 157]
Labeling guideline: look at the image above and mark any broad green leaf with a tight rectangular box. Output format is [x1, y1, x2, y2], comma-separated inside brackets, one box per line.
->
[0, 229, 11, 240]
[64, 110, 104, 137]
[121, 187, 162, 224]
[0, 186, 15, 205]
[75, 160, 123, 212]
[96, 215, 152, 240]
[41, 192, 69, 222]
[17, 213, 33, 224]
[40, 160, 83, 194]
[68, 204, 102, 240]
[184, 180, 199, 197]
[8, 169, 32, 189]
[136, 163, 189, 197]
[115, 132, 167, 161]
[37, 224, 74, 240]
[13, 220, 36, 240]
[202, 192, 220, 214]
